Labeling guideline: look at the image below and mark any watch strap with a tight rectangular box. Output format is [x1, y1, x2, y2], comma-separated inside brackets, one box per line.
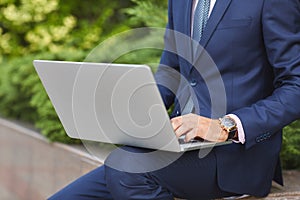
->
[227, 128, 238, 141]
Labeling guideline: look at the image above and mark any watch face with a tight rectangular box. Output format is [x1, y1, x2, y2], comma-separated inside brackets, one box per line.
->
[221, 116, 236, 129]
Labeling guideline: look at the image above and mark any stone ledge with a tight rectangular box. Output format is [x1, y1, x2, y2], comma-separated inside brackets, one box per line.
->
[0, 117, 102, 200]
[0, 117, 102, 166]
[244, 191, 300, 200]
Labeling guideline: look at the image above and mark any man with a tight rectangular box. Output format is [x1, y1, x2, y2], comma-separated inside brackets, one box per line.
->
[49, 0, 300, 199]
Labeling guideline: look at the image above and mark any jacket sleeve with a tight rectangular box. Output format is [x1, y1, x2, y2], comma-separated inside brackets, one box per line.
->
[232, 0, 300, 149]
[154, 0, 181, 109]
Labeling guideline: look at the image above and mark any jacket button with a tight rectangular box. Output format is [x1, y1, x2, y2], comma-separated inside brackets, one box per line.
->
[256, 136, 262, 143]
[190, 80, 197, 87]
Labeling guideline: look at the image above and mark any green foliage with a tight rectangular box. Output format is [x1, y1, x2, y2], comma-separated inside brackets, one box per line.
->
[0, 56, 37, 122]
[0, 51, 86, 143]
[125, 0, 168, 27]
[0, 0, 132, 59]
[116, 0, 168, 67]
[281, 120, 300, 169]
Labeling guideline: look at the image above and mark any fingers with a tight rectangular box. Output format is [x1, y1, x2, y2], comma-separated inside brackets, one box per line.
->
[184, 129, 199, 142]
[174, 123, 193, 139]
[170, 116, 183, 132]
[171, 114, 225, 143]
[171, 114, 198, 139]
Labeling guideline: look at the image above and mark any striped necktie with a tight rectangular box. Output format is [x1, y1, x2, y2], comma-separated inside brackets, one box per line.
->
[193, 0, 210, 42]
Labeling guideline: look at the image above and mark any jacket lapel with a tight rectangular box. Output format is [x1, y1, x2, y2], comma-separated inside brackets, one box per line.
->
[191, 0, 232, 68]
[200, 0, 232, 47]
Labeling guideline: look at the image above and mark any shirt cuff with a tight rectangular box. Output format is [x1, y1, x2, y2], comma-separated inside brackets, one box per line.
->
[227, 114, 246, 144]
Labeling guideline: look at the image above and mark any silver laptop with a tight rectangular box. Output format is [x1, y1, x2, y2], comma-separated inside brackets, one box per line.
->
[33, 60, 231, 152]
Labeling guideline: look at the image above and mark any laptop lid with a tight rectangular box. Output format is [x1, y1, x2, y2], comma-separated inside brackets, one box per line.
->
[33, 60, 184, 152]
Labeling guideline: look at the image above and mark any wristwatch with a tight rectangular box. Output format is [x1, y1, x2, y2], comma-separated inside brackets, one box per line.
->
[219, 116, 238, 141]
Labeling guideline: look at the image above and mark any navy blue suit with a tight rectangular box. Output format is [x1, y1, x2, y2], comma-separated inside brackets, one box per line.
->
[155, 0, 300, 196]
[49, 0, 300, 199]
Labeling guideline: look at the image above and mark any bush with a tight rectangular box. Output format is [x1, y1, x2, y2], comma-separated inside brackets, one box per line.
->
[125, 0, 168, 28]
[0, 0, 132, 59]
[281, 120, 300, 169]
[0, 51, 86, 143]
[0, 56, 38, 122]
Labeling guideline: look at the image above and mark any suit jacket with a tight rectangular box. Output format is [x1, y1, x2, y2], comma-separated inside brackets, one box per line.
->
[155, 0, 300, 197]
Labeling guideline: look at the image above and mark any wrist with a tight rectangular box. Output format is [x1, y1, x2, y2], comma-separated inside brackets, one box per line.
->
[219, 116, 238, 141]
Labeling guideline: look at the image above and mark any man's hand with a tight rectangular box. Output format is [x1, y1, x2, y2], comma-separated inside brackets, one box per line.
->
[171, 113, 228, 143]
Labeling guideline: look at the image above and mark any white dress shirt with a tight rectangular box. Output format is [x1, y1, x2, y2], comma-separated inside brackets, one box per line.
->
[192, 0, 246, 144]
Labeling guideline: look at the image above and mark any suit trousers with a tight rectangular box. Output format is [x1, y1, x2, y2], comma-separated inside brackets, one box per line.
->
[48, 146, 238, 200]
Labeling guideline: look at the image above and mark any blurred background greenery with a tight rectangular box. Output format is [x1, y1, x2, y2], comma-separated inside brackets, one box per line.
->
[0, 0, 299, 169]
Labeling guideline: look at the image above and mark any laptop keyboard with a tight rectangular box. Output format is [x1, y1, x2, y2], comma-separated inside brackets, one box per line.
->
[178, 136, 204, 144]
